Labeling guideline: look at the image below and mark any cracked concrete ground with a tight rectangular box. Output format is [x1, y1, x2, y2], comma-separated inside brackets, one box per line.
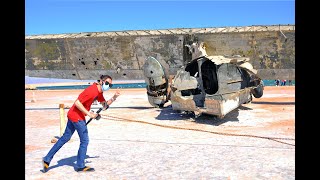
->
[25, 85, 295, 180]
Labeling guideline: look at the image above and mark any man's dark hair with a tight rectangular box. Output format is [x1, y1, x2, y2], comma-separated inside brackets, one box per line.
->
[100, 74, 112, 81]
[98, 75, 112, 83]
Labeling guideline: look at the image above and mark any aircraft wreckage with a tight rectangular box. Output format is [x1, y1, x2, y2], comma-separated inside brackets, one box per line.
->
[143, 41, 264, 119]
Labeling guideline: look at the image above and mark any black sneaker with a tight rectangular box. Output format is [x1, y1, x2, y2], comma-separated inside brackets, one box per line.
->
[42, 160, 50, 173]
[76, 166, 95, 172]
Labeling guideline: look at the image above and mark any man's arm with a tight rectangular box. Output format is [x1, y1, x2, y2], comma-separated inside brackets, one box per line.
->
[101, 89, 121, 110]
[74, 99, 97, 119]
[100, 98, 113, 110]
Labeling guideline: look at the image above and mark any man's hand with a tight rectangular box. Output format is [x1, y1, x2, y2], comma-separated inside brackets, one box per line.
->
[88, 111, 98, 119]
[113, 88, 121, 100]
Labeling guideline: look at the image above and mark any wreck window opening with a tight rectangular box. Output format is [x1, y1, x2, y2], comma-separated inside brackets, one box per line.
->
[201, 60, 218, 95]
[240, 68, 252, 88]
[185, 60, 199, 77]
[182, 60, 202, 96]
[217, 64, 243, 93]
[181, 88, 202, 96]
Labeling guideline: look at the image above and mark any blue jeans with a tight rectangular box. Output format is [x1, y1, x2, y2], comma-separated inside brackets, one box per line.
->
[43, 119, 89, 169]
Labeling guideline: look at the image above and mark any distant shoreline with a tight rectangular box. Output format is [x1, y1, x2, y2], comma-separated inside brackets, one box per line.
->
[25, 76, 145, 85]
[25, 76, 295, 90]
[25, 76, 145, 90]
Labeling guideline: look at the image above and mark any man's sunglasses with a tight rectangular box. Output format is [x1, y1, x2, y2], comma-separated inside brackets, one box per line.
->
[104, 81, 113, 88]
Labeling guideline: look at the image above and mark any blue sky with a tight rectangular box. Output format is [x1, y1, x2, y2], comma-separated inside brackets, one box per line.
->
[25, 0, 295, 35]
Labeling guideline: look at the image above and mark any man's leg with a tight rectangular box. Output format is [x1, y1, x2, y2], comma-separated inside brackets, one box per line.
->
[42, 120, 75, 172]
[73, 120, 92, 171]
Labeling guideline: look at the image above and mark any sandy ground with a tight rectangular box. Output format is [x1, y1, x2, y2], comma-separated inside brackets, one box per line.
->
[25, 86, 295, 180]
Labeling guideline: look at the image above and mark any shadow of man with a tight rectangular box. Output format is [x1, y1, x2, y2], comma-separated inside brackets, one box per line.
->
[40, 155, 99, 173]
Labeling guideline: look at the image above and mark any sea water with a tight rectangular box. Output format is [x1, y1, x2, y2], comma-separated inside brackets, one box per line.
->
[26, 76, 294, 90]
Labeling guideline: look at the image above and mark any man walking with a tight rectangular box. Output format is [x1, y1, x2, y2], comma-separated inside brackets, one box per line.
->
[42, 75, 120, 172]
